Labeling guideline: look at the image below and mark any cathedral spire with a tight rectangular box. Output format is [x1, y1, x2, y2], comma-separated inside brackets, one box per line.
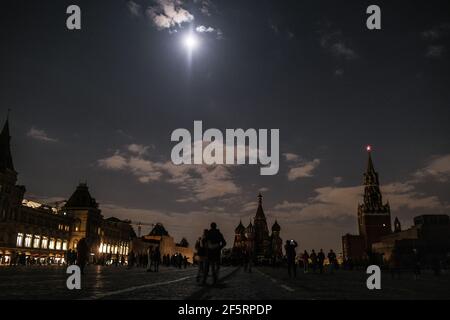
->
[253, 192, 270, 257]
[255, 193, 266, 220]
[235, 220, 245, 234]
[0, 113, 15, 172]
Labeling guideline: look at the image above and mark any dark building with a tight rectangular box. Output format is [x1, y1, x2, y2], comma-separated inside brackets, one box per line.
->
[131, 222, 194, 263]
[232, 193, 283, 263]
[342, 234, 366, 263]
[0, 117, 134, 265]
[372, 214, 450, 265]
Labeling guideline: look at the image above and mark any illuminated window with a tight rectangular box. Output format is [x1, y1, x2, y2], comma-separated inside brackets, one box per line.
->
[49, 238, 55, 250]
[62, 241, 67, 251]
[74, 219, 81, 232]
[41, 237, 48, 249]
[107, 244, 111, 254]
[24, 234, 32, 247]
[114, 246, 118, 254]
[33, 235, 41, 248]
[56, 239, 62, 250]
[16, 233, 24, 247]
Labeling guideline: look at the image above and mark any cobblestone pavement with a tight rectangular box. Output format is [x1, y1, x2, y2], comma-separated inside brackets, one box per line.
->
[1, 265, 449, 299]
[0, 265, 234, 300]
[257, 266, 450, 299]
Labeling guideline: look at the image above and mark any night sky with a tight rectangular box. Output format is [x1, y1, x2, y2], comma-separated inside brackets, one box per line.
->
[1, 0, 450, 253]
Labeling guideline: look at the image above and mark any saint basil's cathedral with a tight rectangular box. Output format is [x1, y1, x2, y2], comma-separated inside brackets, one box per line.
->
[232, 194, 283, 263]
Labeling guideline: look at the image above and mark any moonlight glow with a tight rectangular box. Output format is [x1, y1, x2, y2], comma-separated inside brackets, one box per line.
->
[183, 33, 199, 51]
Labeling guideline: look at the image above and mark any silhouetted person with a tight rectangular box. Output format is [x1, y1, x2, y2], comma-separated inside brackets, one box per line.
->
[285, 240, 298, 278]
[242, 246, 253, 273]
[76, 238, 89, 275]
[431, 255, 441, 276]
[327, 249, 337, 274]
[412, 249, 421, 280]
[146, 246, 153, 272]
[203, 222, 227, 285]
[177, 253, 183, 269]
[195, 230, 207, 282]
[389, 249, 401, 279]
[128, 250, 135, 269]
[317, 249, 325, 274]
[153, 246, 161, 272]
[302, 250, 309, 273]
[310, 250, 317, 273]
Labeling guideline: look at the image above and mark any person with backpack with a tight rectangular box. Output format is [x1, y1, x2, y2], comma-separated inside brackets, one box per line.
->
[203, 222, 227, 285]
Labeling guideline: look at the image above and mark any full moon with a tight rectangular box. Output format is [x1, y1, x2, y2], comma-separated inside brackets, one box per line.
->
[183, 33, 199, 50]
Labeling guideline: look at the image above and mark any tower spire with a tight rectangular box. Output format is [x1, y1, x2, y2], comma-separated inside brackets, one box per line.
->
[253, 192, 270, 257]
[357, 146, 392, 251]
[0, 114, 15, 172]
[361, 145, 388, 211]
[366, 145, 375, 174]
[255, 193, 265, 220]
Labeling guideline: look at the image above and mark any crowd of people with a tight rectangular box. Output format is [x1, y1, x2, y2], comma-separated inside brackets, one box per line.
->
[284, 240, 339, 277]
[126, 247, 190, 272]
[4, 231, 447, 283]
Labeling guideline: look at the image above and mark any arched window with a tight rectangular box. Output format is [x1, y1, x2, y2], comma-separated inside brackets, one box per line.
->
[74, 219, 81, 232]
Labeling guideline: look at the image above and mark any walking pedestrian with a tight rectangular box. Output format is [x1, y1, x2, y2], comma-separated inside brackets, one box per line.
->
[146, 246, 153, 272]
[310, 249, 317, 273]
[195, 230, 207, 282]
[203, 222, 227, 285]
[153, 246, 161, 272]
[242, 245, 253, 273]
[285, 240, 298, 278]
[327, 249, 337, 274]
[302, 250, 309, 273]
[318, 249, 325, 274]
[76, 238, 89, 275]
